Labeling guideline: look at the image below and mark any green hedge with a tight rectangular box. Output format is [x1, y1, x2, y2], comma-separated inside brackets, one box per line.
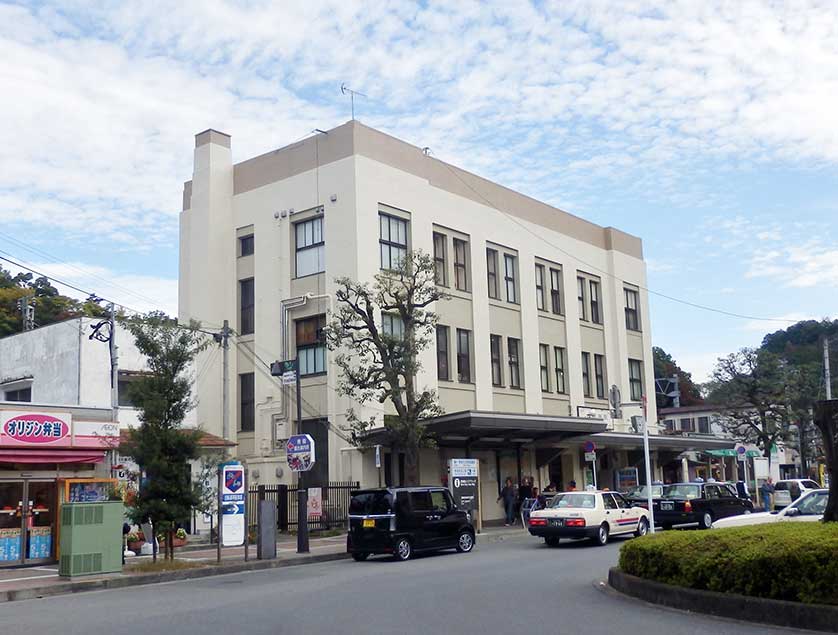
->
[619, 523, 838, 605]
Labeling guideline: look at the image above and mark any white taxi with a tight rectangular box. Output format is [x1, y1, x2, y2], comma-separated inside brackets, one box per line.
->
[527, 490, 651, 546]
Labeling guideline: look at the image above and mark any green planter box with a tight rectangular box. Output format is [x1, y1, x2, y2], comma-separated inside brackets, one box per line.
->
[59, 502, 123, 577]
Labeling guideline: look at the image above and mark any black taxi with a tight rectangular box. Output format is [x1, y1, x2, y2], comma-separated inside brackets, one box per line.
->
[347, 486, 475, 561]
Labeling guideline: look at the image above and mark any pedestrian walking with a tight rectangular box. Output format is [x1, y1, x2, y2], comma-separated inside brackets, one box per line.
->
[498, 477, 517, 526]
[760, 477, 775, 511]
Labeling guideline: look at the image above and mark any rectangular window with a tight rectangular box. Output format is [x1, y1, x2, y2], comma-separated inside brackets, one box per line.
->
[504, 254, 518, 303]
[453, 238, 469, 291]
[486, 249, 499, 299]
[680, 418, 694, 432]
[577, 277, 587, 321]
[381, 314, 405, 339]
[239, 278, 254, 335]
[379, 213, 408, 270]
[239, 372, 255, 432]
[295, 217, 324, 277]
[456, 329, 471, 383]
[490, 335, 503, 386]
[594, 354, 605, 399]
[554, 347, 566, 394]
[550, 268, 562, 315]
[664, 419, 675, 432]
[436, 326, 450, 381]
[239, 234, 254, 257]
[535, 264, 546, 311]
[433, 232, 447, 286]
[590, 280, 602, 324]
[539, 344, 550, 392]
[3, 386, 32, 402]
[697, 416, 710, 434]
[628, 358, 643, 401]
[508, 338, 521, 388]
[296, 315, 326, 376]
[625, 288, 640, 331]
[581, 352, 591, 398]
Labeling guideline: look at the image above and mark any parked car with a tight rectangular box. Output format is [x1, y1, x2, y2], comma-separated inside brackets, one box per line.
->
[653, 482, 754, 530]
[346, 487, 475, 562]
[528, 490, 650, 546]
[772, 479, 822, 510]
[713, 489, 828, 528]
[622, 484, 663, 508]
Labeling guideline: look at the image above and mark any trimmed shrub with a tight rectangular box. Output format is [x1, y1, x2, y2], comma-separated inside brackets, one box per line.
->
[619, 523, 838, 605]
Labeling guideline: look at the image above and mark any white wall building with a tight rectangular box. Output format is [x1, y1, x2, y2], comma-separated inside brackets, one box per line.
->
[179, 121, 730, 522]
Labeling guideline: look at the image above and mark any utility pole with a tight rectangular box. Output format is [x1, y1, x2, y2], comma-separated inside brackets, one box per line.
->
[17, 295, 34, 331]
[214, 320, 233, 444]
[824, 337, 832, 400]
[109, 303, 119, 424]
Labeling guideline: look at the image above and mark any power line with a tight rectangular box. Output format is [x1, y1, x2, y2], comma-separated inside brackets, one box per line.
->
[433, 159, 803, 325]
[0, 231, 164, 308]
[0, 252, 218, 336]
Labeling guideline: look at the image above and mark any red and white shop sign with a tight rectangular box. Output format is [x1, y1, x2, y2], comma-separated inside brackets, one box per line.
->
[1, 411, 72, 447]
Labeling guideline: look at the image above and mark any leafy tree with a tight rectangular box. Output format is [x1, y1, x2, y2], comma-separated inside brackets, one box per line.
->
[814, 400, 838, 522]
[0, 266, 106, 337]
[652, 346, 704, 408]
[119, 312, 209, 560]
[709, 348, 794, 459]
[325, 251, 448, 485]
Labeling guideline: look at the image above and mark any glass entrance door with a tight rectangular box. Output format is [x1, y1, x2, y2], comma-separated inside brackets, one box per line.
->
[24, 481, 56, 562]
[0, 481, 25, 565]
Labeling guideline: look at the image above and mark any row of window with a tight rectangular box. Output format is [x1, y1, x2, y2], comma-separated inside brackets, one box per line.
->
[663, 416, 711, 434]
[435, 324, 644, 401]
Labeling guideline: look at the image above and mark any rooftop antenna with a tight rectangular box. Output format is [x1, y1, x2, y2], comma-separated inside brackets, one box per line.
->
[340, 83, 367, 120]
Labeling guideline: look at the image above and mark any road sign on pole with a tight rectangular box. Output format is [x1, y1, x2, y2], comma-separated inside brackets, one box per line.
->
[583, 440, 596, 453]
[220, 462, 246, 547]
[286, 434, 316, 472]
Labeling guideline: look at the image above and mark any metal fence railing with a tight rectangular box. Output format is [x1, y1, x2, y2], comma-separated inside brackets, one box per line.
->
[248, 481, 359, 532]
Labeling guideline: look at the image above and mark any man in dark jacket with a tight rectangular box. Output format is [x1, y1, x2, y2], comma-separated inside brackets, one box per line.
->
[497, 478, 517, 526]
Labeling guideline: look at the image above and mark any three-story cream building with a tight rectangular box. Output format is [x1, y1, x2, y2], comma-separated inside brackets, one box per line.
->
[179, 120, 726, 522]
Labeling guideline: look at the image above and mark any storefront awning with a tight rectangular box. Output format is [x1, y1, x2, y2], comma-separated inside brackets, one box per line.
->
[0, 449, 105, 464]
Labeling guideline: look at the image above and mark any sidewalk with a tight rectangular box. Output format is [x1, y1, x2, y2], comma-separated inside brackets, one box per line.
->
[0, 524, 526, 603]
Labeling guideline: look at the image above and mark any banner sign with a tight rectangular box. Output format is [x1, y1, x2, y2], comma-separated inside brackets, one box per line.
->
[1, 412, 71, 446]
[307, 487, 322, 518]
[221, 462, 246, 547]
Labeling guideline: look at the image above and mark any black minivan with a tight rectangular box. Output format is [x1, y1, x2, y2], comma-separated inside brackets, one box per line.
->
[347, 487, 476, 561]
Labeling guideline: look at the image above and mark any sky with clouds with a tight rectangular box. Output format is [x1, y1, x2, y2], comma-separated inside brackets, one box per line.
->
[1, 0, 837, 382]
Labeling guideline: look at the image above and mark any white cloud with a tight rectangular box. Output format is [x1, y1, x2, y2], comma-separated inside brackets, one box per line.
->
[5, 261, 178, 317]
[2, 0, 838, 252]
[674, 351, 726, 384]
[746, 241, 838, 288]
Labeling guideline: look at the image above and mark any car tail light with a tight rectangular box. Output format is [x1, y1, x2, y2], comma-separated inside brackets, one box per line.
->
[564, 518, 586, 527]
[529, 517, 548, 526]
[684, 501, 692, 512]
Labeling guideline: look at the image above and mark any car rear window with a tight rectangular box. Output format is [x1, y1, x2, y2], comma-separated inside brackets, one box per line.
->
[349, 491, 392, 515]
[802, 480, 821, 489]
[550, 493, 596, 509]
[662, 484, 701, 499]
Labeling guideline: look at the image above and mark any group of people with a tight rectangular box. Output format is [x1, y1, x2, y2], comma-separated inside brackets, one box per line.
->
[496, 477, 577, 526]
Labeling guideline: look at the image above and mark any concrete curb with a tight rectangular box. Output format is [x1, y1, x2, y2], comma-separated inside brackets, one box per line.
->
[608, 567, 838, 634]
[0, 552, 350, 604]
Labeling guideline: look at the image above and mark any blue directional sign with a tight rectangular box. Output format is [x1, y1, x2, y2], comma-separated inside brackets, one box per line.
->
[221, 462, 245, 546]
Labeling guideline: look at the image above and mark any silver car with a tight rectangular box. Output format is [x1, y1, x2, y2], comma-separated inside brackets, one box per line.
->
[772, 479, 822, 509]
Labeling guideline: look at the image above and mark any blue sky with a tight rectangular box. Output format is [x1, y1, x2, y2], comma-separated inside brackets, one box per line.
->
[1, 1, 837, 381]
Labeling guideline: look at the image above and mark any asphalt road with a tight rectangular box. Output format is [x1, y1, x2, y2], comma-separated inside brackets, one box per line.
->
[0, 532, 813, 635]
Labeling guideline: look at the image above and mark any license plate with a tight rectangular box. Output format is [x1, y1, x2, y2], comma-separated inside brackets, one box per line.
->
[550, 519, 563, 527]
[661, 502, 674, 511]
[362, 519, 375, 528]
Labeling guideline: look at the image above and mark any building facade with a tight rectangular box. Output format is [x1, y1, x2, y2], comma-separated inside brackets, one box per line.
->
[179, 120, 729, 522]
